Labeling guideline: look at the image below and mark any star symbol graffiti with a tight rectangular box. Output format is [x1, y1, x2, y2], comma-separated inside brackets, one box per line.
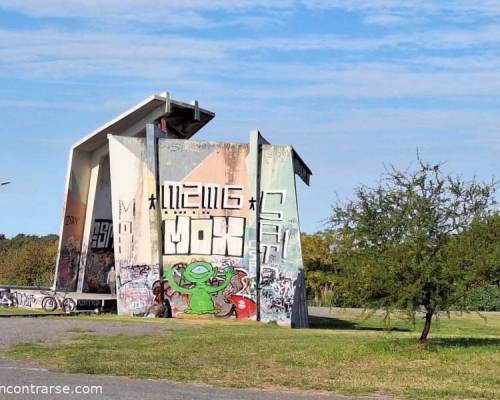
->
[148, 194, 157, 210]
[249, 197, 256, 210]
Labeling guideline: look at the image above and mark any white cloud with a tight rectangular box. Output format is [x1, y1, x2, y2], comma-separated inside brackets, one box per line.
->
[0, 0, 294, 29]
[1, 26, 500, 104]
[3, 0, 500, 30]
[362, 14, 408, 26]
[0, 0, 293, 17]
[302, 0, 500, 19]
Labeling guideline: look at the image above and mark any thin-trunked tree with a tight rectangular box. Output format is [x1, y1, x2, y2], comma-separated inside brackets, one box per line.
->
[330, 158, 497, 343]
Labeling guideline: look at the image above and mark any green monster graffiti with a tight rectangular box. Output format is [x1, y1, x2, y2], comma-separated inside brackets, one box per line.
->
[164, 261, 236, 314]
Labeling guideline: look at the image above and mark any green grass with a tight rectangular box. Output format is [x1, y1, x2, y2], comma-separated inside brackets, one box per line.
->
[6, 310, 500, 399]
[0, 307, 54, 316]
[65, 327, 96, 333]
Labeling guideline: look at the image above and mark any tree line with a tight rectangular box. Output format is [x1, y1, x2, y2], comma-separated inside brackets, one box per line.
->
[0, 234, 58, 287]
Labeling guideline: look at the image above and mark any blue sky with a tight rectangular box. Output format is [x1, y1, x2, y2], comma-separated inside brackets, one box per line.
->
[1, 1, 500, 237]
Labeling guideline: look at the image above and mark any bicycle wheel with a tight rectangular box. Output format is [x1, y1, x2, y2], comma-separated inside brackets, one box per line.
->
[42, 296, 57, 312]
[62, 298, 76, 313]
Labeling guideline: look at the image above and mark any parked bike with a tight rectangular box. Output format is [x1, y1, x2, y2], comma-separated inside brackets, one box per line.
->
[40, 290, 76, 313]
[0, 289, 18, 308]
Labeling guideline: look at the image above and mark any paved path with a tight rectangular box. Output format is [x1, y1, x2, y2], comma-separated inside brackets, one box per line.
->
[0, 317, 387, 400]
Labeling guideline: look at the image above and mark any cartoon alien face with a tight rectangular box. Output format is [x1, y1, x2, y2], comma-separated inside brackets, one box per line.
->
[182, 261, 216, 283]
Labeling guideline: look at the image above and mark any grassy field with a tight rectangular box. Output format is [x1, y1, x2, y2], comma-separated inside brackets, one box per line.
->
[0, 306, 54, 316]
[5, 309, 500, 399]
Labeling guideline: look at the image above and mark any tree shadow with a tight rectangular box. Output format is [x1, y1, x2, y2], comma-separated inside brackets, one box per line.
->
[308, 316, 500, 347]
[309, 315, 412, 332]
[428, 337, 500, 348]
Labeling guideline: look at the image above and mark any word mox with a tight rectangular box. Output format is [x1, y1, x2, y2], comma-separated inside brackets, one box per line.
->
[53, 92, 311, 327]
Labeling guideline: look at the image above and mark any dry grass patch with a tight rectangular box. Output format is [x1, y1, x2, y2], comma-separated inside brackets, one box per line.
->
[6, 310, 500, 399]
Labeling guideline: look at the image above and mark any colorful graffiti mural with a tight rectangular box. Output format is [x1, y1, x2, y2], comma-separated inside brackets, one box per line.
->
[53, 94, 310, 327]
[108, 132, 310, 326]
[164, 261, 235, 314]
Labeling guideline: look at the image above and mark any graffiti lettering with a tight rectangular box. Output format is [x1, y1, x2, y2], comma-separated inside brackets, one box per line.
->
[90, 219, 113, 250]
[12, 291, 37, 307]
[64, 216, 80, 226]
[258, 190, 290, 265]
[161, 181, 243, 210]
[163, 216, 245, 257]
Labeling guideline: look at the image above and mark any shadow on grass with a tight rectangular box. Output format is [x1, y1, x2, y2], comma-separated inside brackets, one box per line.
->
[308, 315, 412, 332]
[309, 316, 500, 347]
[429, 337, 500, 348]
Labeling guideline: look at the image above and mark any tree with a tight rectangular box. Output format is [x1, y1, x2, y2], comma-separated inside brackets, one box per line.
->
[330, 158, 497, 343]
[301, 231, 340, 306]
[445, 214, 500, 311]
[0, 234, 58, 287]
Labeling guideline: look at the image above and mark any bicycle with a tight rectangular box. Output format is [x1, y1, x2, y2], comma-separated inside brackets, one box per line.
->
[40, 290, 76, 313]
[0, 289, 18, 308]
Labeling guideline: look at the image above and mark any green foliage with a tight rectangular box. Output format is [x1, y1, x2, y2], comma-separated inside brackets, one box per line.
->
[301, 231, 341, 306]
[329, 158, 498, 342]
[0, 234, 58, 287]
[466, 285, 500, 311]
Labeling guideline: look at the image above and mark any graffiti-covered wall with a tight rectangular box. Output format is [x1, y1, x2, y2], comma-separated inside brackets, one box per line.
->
[81, 155, 114, 294]
[157, 140, 256, 319]
[106, 130, 310, 327]
[52, 93, 310, 327]
[55, 150, 91, 291]
[258, 145, 307, 325]
[108, 136, 160, 316]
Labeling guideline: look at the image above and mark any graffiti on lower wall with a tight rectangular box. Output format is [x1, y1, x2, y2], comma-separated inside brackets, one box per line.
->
[159, 261, 256, 318]
[56, 235, 82, 291]
[83, 219, 115, 293]
[1, 290, 55, 309]
[117, 263, 159, 314]
[13, 291, 39, 307]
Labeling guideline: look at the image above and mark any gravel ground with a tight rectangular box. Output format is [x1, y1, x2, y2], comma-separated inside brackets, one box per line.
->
[0, 317, 173, 349]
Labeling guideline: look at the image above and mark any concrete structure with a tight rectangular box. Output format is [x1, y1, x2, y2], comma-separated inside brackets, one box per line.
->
[53, 92, 311, 327]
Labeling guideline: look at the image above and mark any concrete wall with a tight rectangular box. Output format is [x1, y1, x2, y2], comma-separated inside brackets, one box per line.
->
[80, 154, 114, 294]
[52, 112, 309, 327]
[106, 133, 308, 326]
[158, 140, 256, 319]
[0, 287, 47, 309]
[55, 149, 92, 291]
[108, 136, 159, 315]
[259, 145, 308, 327]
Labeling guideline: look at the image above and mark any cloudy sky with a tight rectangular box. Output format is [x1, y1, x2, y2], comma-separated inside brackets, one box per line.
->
[1, 0, 499, 237]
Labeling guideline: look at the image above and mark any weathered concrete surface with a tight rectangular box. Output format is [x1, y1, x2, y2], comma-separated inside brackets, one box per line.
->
[0, 318, 388, 400]
[0, 318, 171, 349]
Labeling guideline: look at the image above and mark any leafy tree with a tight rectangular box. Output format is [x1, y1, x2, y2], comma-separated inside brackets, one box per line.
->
[0, 234, 58, 287]
[445, 214, 500, 311]
[330, 158, 497, 343]
[302, 231, 339, 306]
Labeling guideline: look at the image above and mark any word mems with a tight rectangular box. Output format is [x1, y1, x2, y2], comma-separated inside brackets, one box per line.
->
[162, 181, 243, 210]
